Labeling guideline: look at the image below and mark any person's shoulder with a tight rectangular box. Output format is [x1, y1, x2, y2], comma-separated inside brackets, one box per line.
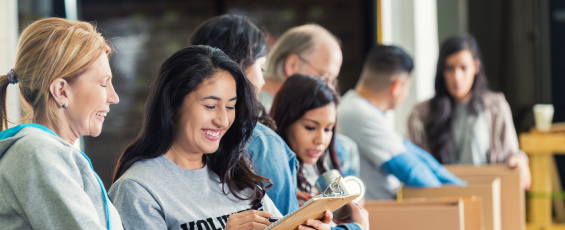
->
[16, 127, 73, 150]
[0, 128, 92, 182]
[409, 99, 432, 121]
[338, 91, 376, 118]
[413, 99, 432, 112]
[111, 174, 149, 193]
[483, 91, 506, 102]
[115, 157, 166, 186]
[109, 172, 156, 205]
[249, 123, 285, 144]
[252, 122, 277, 136]
[339, 90, 363, 106]
[335, 133, 358, 148]
[110, 159, 166, 201]
[247, 123, 291, 158]
[12, 128, 83, 162]
[482, 91, 509, 108]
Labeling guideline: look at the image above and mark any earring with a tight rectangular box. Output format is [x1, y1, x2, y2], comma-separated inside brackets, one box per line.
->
[62, 103, 67, 109]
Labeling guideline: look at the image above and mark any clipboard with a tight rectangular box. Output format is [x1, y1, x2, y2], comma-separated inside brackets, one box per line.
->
[265, 193, 360, 230]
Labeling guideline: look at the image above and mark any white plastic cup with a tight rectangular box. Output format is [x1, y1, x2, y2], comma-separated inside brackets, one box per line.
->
[533, 104, 554, 131]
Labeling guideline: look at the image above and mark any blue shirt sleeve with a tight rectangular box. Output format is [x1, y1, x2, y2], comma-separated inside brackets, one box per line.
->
[246, 129, 300, 215]
[381, 151, 443, 187]
[402, 139, 466, 185]
[380, 139, 465, 187]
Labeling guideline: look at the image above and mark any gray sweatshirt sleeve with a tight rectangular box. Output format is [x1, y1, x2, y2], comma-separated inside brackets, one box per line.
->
[2, 138, 107, 230]
[109, 179, 167, 230]
[261, 194, 283, 218]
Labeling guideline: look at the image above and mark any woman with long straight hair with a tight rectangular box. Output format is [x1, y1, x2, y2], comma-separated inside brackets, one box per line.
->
[110, 45, 278, 229]
[270, 74, 369, 230]
[407, 34, 531, 189]
[110, 45, 334, 230]
[270, 74, 341, 195]
[188, 15, 301, 215]
[0, 17, 122, 229]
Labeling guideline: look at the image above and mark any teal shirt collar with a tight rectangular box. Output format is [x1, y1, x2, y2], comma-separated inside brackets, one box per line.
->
[0, 123, 57, 140]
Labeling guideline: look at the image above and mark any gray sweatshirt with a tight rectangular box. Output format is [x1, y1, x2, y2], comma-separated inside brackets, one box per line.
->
[0, 126, 123, 230]
[109, 154, 282, 230]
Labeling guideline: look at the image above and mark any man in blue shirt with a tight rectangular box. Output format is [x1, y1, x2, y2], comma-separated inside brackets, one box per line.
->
[338, 45, 465, 200]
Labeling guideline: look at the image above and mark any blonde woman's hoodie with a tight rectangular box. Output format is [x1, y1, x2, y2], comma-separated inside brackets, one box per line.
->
[0, 124, 122, 230]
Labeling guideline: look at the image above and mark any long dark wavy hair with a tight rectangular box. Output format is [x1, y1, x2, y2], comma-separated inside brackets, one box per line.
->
[189, 14, 276, 130]
[425, 34, 490, 163]
[113, 45, 270, 208]
[270, 74, 341, 193]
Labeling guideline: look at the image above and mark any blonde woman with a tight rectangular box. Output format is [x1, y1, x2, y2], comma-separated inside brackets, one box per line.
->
[0, 18, 122, 229]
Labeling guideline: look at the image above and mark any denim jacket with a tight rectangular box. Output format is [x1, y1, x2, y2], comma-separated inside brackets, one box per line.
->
[335, 133, 360, 177]
[246, 123, 362, 230]
[246, 123, 300, 215]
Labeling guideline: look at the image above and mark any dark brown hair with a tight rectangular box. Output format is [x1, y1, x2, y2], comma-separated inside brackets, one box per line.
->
[189, 14, 276, 130]
[270, 74, 341, 193]
[113, 45, 270, 208]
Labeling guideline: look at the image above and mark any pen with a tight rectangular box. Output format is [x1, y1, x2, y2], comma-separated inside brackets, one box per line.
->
[255, 203, 280, 223]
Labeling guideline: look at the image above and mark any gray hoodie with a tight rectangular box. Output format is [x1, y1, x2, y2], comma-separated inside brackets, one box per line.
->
[0, 125, 123, 230]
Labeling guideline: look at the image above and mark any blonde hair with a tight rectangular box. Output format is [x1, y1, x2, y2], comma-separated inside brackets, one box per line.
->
[0, 17, 111, 131]
[264, 24, 334, 82]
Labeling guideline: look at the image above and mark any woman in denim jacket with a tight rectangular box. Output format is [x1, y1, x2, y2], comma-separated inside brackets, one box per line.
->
[270, 74, 369, 230]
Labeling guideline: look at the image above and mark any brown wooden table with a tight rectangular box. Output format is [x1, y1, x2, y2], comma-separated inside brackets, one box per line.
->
[521, 126, 565, 230]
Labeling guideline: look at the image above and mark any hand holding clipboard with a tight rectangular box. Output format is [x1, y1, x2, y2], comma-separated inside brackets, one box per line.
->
[265, 176, 361, 230]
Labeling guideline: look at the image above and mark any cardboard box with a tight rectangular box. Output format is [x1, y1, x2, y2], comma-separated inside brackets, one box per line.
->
[441, 196, 485, 230]
[403, 177, 501, 230]
[445, 164, 525, 230]
[365, 198, 465, 230]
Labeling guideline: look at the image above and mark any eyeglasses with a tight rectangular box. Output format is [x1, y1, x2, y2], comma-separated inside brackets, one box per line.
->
[296, 54, 339, 88]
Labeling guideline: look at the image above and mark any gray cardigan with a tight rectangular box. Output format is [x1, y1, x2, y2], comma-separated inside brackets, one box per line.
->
[407, 92, 528, 163]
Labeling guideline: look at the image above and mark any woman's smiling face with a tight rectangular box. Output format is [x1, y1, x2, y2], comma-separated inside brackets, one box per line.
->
[66, 53, 119, 137]
[173, 71, 237, 154]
